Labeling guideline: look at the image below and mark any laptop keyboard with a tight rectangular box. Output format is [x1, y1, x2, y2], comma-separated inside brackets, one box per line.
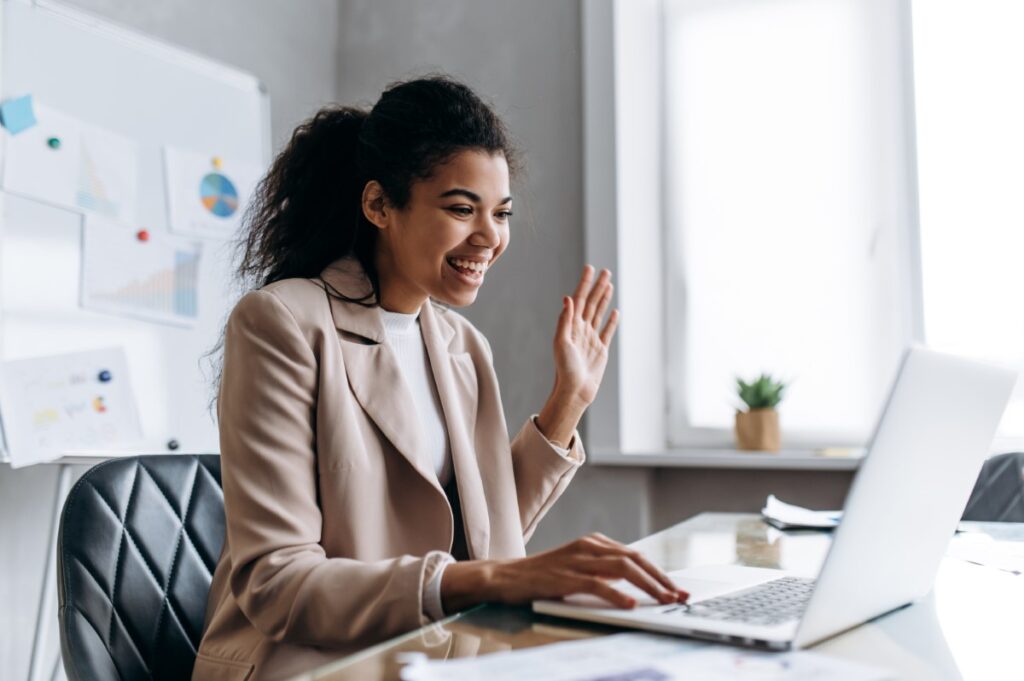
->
[659, 576, 815, 626]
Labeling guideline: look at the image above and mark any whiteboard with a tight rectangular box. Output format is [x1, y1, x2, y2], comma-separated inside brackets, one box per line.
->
[0, 0, 271, 461]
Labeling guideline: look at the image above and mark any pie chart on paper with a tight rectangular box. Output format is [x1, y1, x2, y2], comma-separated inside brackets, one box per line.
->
[199, 172, 239, 218]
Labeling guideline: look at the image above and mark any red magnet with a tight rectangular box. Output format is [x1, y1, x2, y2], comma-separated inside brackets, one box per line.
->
[136, 229, 150, 242]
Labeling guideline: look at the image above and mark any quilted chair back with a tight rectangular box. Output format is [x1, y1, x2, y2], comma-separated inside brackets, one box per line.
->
[962, 452, 1024, 522]
[57, 455, 224, 681]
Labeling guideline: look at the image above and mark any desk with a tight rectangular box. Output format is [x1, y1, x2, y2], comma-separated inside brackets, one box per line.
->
[287, 513, 1024, 681]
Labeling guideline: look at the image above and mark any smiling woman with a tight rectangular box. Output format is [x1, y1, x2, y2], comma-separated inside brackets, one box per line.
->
[362, 150, 513, 312]
[194, 76, 680, 681]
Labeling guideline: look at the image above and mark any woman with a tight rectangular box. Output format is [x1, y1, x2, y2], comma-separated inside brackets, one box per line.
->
[194, 76, 686, 680]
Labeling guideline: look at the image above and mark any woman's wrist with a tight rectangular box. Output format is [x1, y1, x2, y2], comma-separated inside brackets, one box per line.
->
[536, 384, 587, 448]
[440, 559, 503, 613]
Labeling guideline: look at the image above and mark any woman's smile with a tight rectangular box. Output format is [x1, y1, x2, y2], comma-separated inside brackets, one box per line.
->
[445, 255, 490, 286]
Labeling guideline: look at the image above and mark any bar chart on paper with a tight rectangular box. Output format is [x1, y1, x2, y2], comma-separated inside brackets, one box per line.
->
[81, 216, 202, 326]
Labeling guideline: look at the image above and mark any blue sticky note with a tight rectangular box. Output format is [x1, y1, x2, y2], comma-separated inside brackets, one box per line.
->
[0, 95, 38, 135]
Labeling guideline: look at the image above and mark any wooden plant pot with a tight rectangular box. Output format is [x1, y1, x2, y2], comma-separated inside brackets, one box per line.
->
[735, 408, 781, 452]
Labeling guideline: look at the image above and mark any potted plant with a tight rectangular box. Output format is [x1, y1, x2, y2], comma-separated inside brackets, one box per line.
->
[734, 373, 788, 452]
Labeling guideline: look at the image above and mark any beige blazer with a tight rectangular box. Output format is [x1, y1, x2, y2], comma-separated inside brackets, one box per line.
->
[193, 257, 584, 680]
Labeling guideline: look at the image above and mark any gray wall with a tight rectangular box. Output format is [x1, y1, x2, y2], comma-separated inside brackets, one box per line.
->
[0, 1, 340, 677]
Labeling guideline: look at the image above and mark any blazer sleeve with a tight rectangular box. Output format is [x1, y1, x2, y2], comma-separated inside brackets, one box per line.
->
[218, 289, 448, 646]
[510, 415, 586, 543]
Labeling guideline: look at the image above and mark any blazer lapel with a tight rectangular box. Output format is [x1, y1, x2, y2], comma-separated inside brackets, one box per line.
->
[320, 256, 491, 558]
[420, 302, 491, 559]
[320, 259, 444, 498]
[341, 341, 446, 496]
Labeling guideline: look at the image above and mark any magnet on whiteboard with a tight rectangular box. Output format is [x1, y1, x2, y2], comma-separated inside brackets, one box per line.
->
[211, 156, 223, 170]
[136, 229, 150, 242]
[166, 439, 180, 451]
[97, 369, 112, 382]
[47, 137, 61, 149]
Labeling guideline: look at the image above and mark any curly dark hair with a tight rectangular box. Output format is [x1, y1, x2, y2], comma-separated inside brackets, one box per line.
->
[205, 75, 518, 409]
[236, 74, 518, 301]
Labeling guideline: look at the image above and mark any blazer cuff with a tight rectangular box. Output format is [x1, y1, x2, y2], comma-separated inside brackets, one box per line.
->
[530, 414, 583, 463]
[422, 552, 456, 622]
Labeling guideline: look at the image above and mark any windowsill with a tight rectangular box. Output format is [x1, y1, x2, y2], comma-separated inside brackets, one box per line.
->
[588, 447, 865, 471]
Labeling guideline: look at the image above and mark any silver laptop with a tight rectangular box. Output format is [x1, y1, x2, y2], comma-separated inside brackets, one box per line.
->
[533, 346, 1018, 650]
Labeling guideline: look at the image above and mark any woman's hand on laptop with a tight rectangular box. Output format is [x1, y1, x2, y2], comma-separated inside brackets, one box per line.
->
[441, 532, 689, 613]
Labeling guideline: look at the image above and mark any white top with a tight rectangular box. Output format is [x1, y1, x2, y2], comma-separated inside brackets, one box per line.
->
[380, 307, 453, 486]
[379, 305, 573, 622]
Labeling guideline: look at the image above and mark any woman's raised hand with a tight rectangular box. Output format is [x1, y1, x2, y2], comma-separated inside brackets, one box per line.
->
[535, 266, 620, 448]
[553, 266, 619, 408]
[441, 533, 688, 612]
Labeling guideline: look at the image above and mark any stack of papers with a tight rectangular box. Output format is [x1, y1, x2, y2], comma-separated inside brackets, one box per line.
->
[762, 495, 842, 530]
[399, 632, 890, 681]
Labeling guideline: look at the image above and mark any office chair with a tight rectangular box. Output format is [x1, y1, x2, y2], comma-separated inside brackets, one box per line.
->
[57, 455, 224, 681]
[962, 451, 1024, 522]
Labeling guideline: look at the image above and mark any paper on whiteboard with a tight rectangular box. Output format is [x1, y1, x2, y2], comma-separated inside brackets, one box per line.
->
[81, 216, 202, 327]
[0, 347, 143, 467]
[1, 103, 139, 222]
[399, 632, 890, 681]
[163, 145, 262, 239]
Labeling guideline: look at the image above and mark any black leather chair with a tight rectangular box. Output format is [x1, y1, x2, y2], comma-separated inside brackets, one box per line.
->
[962, 452, 1024, 522]
[57, 455, 224, 681]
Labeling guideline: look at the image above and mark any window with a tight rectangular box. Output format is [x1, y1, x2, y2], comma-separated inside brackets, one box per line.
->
[583, 0, 1021, 454]
[663, 0, 918, 447]
[912, 0, 1024, 442]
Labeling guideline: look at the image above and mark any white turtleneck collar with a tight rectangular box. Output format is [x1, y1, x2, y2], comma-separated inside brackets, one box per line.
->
[379, 306, 421, 336]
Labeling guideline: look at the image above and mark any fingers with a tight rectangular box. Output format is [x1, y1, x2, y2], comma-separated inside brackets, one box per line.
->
[571, 265, 595, 316]
[583, 533, 688, 603]
[582, 269, 612, 324]
[575, 576, 637, 609]
[557, 296, 573, 343]
[599, 309, 620, 346]
[582, 556, 677, 605]
[591, 283, 613, 330]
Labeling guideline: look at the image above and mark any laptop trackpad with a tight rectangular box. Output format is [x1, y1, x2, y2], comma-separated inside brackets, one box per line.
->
[564, 564, 787, 608]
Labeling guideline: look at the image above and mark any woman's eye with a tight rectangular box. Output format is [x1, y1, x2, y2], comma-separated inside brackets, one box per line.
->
[448, 205, 473, 217]
[496, 210, 514, 220]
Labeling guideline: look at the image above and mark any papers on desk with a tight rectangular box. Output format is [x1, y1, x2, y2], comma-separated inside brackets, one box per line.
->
[399, 633, 890, 681]
[947, 533, 1024, 576]
[762, 495, 842, 530]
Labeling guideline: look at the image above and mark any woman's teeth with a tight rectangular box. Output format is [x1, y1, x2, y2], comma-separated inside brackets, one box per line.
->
[448, 258, 488, 274]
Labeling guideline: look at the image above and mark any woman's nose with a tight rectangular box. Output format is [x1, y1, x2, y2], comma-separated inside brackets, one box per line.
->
[471, 215, 502, 247]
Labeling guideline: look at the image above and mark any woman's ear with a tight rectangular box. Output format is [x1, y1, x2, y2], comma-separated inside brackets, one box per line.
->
[361, 180, 390, 230]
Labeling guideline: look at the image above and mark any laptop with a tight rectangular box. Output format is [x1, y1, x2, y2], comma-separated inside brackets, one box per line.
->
[533, 346, 1018, 650]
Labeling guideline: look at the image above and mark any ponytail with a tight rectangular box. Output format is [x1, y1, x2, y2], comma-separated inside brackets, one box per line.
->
[236, 106, 379, 303]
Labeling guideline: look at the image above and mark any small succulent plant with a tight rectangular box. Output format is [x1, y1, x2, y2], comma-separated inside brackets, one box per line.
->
[735, 373, 788, 411]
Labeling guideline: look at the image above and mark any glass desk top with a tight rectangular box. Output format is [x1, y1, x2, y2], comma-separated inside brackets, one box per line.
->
[286, 513, 1024, 681]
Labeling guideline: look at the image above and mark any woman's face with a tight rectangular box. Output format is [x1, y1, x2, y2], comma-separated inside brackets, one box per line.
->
[369, 149, 511, 312]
